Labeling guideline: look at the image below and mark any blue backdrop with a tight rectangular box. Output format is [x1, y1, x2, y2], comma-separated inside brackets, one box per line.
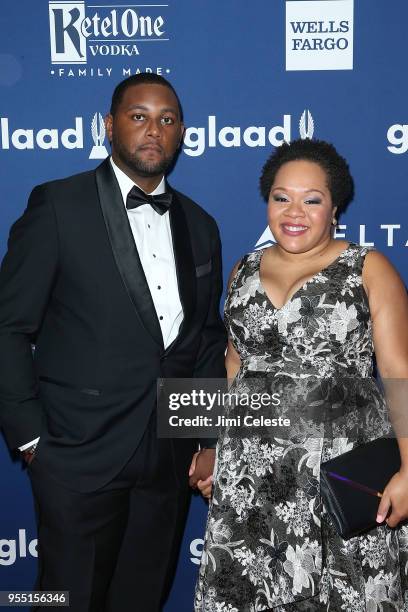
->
[1, 1, 407, 609]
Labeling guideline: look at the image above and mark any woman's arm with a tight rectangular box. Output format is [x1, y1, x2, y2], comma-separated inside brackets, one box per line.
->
[197, 260, 242, 499]
[225, 261, 242, 381]
[226, 339, 241, 381]
[363, 250, 408, 527]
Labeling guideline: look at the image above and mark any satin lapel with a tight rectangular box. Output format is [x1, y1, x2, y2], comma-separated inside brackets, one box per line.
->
[95, 159, 164, 349]
[166, 187, 196, 354]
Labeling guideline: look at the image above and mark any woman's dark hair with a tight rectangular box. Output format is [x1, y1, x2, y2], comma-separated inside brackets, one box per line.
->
[259, 138, 354, 212]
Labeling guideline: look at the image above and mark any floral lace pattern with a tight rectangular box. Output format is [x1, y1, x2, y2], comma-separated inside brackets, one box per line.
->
[195, 243, 408, 611]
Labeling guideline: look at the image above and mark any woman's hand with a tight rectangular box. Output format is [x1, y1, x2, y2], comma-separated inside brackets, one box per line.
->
[197, 475, 213, 499]
[376, 470, 408, 528]
[189, 449, 215, 491]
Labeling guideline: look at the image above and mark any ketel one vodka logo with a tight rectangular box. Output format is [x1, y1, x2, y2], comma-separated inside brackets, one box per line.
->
[49, 1, 168, 64]
[89, 112, 108, 159]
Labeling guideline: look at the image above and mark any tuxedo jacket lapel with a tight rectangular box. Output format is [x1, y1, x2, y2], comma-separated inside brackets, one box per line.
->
[95, 159, 164, 349]
[166, 186, 196, 354]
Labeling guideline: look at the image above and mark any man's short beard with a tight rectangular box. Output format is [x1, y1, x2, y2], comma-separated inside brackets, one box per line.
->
[112, 137, 174, 177]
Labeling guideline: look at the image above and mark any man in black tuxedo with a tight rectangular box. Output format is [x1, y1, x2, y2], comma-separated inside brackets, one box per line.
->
[0, 73, 226, 611]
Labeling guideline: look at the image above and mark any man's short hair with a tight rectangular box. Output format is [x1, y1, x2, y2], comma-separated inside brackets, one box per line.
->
[110, 73, 183, 121]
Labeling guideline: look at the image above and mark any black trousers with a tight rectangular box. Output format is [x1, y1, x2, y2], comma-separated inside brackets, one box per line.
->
[28, 415, 191, 612]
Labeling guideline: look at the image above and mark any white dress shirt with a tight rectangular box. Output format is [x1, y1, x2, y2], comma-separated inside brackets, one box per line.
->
[110, 157, 183, 348]
[19, 158, 183, 452]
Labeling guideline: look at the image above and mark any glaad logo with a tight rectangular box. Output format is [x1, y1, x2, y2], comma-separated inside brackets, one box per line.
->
[299, 109, 314, 139]
[0, 114, 104, 155]
[0, 529, 37, 566]
[49, 1, 168, 64]
[89, 112, 108, 159]
[0, 117, 83, 150]
[1, 110, 314, 157]
[387, 123, 408, 154]
[190, 538, 204, 565]
[286, 0, 354, 71]
[183, 110, 315, 157]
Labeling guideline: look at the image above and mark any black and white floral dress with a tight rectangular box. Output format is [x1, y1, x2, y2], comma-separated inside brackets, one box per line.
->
[195, 243, 408, 611]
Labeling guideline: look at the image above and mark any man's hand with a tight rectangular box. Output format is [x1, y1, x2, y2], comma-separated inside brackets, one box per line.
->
[22, 449, 36, 465]
[189, 449, 215, 496]
[21, 443, 37, 465]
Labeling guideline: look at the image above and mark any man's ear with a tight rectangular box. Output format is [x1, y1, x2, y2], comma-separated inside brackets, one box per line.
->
[105, 113, 113, 144]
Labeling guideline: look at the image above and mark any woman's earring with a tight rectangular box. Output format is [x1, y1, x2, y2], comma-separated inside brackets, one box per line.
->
[332, 218, 337, 226]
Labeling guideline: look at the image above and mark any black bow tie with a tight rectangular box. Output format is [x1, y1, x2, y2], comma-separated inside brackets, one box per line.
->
[126, 185, 172, 216]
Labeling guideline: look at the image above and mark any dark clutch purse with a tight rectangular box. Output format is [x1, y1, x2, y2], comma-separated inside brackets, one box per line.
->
[320, 437, 400, 539]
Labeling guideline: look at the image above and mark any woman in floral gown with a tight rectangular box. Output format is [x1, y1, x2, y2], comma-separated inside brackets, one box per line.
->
[194, 139, 408, 611]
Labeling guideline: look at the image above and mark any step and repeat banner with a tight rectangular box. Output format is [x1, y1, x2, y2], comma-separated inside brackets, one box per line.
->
[0, 1, 407, 610]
